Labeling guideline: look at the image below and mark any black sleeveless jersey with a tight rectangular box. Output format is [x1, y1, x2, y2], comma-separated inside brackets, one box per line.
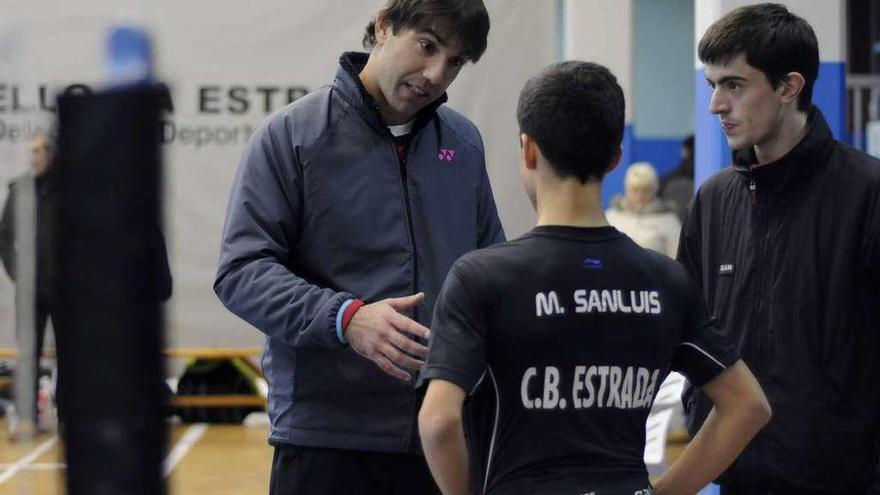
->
[421, 226, 738, 495]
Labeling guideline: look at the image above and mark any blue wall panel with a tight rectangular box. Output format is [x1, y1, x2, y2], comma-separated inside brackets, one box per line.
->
[602, 124, 633, 207]
[694, 67, 731, 189]
[632, 138, 683, 175]
[813, 62, 846, 140]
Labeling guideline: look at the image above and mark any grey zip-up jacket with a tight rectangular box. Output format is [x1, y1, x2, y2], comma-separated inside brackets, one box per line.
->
[215, 53, 505, 452]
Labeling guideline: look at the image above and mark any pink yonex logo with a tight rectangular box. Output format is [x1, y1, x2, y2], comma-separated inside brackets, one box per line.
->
[438, 149, 456, 162]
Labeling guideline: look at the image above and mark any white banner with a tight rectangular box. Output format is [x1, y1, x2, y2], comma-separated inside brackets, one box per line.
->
[0, 0, 556, 348]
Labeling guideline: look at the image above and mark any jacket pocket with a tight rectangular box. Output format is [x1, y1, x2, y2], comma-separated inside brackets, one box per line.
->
[293, 348, 412, 438]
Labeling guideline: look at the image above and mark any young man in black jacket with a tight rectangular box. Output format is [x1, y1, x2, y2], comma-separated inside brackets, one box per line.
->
[681, 4, 880, 493]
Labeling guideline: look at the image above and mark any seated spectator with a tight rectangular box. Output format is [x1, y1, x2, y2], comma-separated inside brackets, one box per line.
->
[607, 162, 681, 257]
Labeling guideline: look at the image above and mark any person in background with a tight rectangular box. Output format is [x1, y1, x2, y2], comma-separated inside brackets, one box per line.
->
[0, 132, 59, 430]
[0, 131, 172, 433]
[660, 134, 694, 221]
[606, 161, 681, 258]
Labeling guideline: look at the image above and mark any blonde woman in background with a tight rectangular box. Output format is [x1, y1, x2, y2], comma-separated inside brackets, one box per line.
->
[606, 162, 681, 257]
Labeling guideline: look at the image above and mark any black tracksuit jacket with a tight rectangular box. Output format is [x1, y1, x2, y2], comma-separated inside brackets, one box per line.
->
[678, 108, 880, 493]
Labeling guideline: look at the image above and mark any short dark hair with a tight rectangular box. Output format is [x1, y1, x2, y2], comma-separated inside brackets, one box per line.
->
[516, 61, 624, 183]
[698, 3, 818, 112]
[683, 134, 694, 151]
[362, 0, 490, 63]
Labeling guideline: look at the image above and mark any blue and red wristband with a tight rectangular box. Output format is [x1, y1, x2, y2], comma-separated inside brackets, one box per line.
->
[335, 298, 365, 345]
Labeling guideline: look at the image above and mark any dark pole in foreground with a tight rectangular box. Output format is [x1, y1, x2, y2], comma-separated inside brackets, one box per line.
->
[56, 86, 166, 495]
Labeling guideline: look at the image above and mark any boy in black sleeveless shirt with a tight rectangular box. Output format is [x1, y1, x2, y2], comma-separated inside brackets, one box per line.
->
[418, 61, 771, 495]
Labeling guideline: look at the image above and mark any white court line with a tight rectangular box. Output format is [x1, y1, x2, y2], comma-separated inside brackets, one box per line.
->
[163, 423, 208, 478]
[0, 435, 59, 485]
[0, 424, 208, 483]
[0, 463, 65, 471]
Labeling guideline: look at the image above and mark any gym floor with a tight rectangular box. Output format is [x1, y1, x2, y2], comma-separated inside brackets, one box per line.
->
[0, 416, 688, 494]
[0, 417, 273, 494]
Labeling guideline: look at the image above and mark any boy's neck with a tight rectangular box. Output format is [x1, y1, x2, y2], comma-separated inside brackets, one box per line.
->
[535, 180, 609, 228]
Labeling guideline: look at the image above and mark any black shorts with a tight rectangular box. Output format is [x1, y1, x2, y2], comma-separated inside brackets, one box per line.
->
[269, 444, 441, 495]
[490, 476, 653, 495]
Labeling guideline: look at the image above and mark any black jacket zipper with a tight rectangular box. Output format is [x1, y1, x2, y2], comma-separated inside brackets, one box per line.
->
[391, 136, 426, 454]
[749, 173, 770, 371]
[393, 142, 420, 323]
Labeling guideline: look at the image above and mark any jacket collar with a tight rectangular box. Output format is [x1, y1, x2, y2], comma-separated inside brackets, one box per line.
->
[731, 106, 835, 194]
[335, 51, 448, 133]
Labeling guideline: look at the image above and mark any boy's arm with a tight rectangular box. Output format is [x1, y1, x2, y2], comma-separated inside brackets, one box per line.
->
[652, 360, 771, 495]
[419, 379, 471, 495]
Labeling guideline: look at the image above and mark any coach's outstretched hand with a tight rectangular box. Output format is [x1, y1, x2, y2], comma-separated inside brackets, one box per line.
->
[345, 293, 431, 382]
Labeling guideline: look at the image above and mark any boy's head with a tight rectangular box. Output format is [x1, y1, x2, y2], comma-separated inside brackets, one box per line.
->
[516, 61, 624, 203]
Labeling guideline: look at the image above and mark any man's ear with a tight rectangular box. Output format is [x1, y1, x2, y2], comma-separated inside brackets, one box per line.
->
[375, 16, 390, 44]
[605, 146, 623, 174]
[779, 71, 806, 105]
[521, 134, 538, 171]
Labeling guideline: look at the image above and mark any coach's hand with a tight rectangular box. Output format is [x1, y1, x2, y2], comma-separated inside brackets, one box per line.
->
[345, 293, 431, 382]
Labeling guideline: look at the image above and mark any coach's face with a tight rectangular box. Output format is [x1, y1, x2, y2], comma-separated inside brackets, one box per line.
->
[366, 19, 468, 124]
[705, 54, 786, 151]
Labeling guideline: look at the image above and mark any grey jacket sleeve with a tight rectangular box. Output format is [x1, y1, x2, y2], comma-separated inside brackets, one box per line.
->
[475, 146, 505, 248]
[214, 123, 352, 349]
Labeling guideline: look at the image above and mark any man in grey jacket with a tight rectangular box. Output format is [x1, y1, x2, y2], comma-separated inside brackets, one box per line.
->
[215, 1, 504, 493]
